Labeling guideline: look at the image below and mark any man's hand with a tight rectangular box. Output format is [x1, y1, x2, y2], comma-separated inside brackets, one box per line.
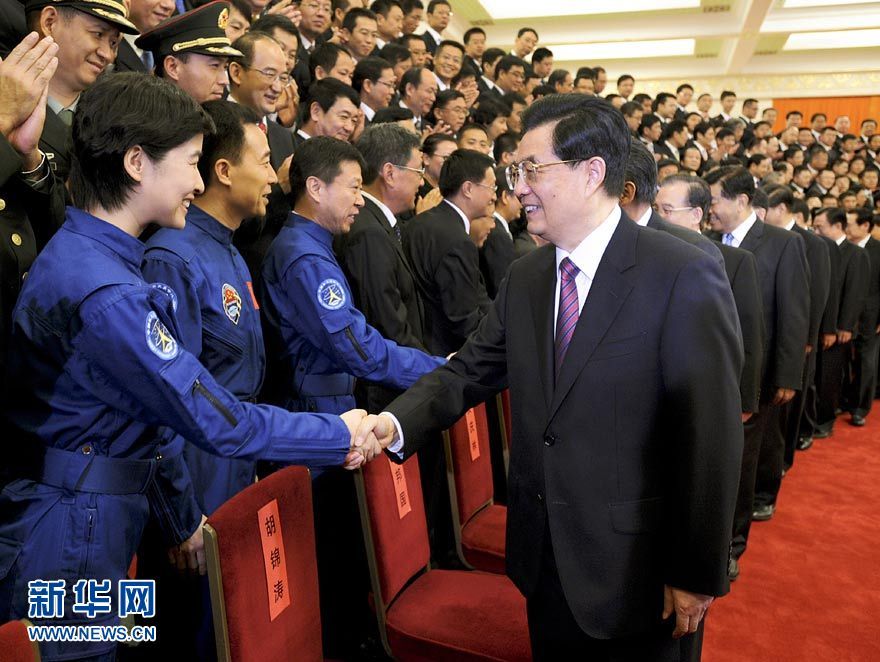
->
[822, 333, 837, 350]
[168, 514, 208, 575]
[805, 343, 813, 354]
[0, 32, 58, 156]
[354, 413, 398, 453]
[772, 387, 795, 406]
[275, 81, 299, 128]
[415, 187, 443, 214]
[741, 412, 753, 423]
[662, 585, 713, 639]
[266, 0, 302, 25]
[276, 154, 293, 194]
[837, 329, 853, 344]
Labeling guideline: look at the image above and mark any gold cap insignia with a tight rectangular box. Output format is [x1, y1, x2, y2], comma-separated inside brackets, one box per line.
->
[218, 7, 229, 29]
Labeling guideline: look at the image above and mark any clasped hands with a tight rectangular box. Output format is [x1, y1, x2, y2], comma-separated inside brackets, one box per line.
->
[339, 409, 398, 470]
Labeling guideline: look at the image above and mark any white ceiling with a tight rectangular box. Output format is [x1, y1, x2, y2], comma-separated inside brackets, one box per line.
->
[444, 0, 880, 92]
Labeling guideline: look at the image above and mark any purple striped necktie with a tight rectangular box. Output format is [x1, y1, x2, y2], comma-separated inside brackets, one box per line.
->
[555, 257, 581, 380]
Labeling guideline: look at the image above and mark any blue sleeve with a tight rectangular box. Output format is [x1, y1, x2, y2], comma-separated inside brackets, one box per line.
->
[147, 432, 205, 544]
[276, 256, 445, 389]
[141, 250, 204, 357]
[70, 287, 351, 466]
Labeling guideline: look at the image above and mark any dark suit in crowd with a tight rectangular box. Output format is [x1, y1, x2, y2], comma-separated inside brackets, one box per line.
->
[385, 212, 744, 660]
[39, 108, 73, 184]
[113, 38, 149, 73]
[480, 215, 515, 299]
[845, 237, 880, 417]
[403, 200, 491, 355]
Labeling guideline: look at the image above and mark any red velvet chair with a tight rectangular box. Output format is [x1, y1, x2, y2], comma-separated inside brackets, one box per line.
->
[204, 466, 322, 662]
[0, 620, 39, 662]
[356, 453, 531, 661]
[443, 403, 507, 574]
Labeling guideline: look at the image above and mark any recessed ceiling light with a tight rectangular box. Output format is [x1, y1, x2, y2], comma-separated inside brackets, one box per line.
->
[544, 39, 695, 61]
[783, 0, 871, 7]
[783, 28, 880, 50]
[477, 0, 699, 20]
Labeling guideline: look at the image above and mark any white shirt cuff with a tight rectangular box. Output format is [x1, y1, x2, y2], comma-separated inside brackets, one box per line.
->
[380, 411, 405, 459]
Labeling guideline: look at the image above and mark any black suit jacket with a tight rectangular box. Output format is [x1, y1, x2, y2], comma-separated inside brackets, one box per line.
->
[479, 217, 515, 299]
[857, 237, 880, 335]
[113, 39, 147, 73]
[717, 242, 765, 413]
[403, 200, 491, 355]
[819, 234, 841, 335]
[652, 141, 679, 162]
[39, 107, 73, 184]
[738, 219, 810, 393]
[790, 223, 831, 345]
[0, 0, 26, 59]
[421, 30, 440, 55]
[387, 214, 744, 637]
[335, 196, 429, 410]
[647, 211, 723, 267]
[835, 240, 870, 333]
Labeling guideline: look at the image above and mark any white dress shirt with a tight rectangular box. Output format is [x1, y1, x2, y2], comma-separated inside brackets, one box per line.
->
[360, 102, 376, 122]
[494, 212, 512, 238]
[785, 219, 796, 232]
[725, 211, 758, 248]
[635, 207, 652, 227]
[422, 26, 442, 47]
[835, 235, 846, 246]
[858, 236, 870, 248]
[443, 199, 470, 234]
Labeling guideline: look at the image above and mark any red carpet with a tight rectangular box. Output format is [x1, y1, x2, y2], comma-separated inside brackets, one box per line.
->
[704, 413, 880, 662]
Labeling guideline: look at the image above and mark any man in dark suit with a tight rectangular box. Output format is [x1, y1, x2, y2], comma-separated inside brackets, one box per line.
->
[419, 0, 449, 55]
[844, 207, 880, 425]
[812, 207, 870, 436]
[479, 165, 516, 299]
[704, 167, 809, 536]
[25, 0, 138, 182]
[762, 186, 831, 469]
[113, 0, 174, 73]
[356, 95, 744, 661]
[335, 123, 429, 412]
[403, 148, 494, 356]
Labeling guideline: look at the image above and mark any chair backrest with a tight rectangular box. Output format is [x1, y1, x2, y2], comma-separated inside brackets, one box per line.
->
[0, 620, 39, 662]
[204, 465, 322, 662]
[355, 453, 430, 609]
[444, 403, 494, 527]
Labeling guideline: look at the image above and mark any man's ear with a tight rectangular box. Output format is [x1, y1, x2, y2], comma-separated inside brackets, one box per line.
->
[619, 180, 636, 206]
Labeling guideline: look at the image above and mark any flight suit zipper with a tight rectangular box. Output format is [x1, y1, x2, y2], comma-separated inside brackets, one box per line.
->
[344, 326, 368, 361]
[192, 378, 238, 426]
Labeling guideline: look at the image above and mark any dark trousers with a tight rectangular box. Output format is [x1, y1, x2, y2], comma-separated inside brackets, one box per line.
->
[730, 408, 768, 560]
[846, 332, 880, 415]
[527, 527, 704, 662]
[816, 341, 847, 428]
[754, 401, 786, 509]
[784, 349, 817, 469]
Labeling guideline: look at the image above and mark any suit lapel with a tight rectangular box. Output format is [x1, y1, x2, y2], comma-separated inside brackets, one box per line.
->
[547, 217, 637, 422]
[739, 218, 765, 252]
[365, 198, 412, 273]
[527, 245, 556, 412]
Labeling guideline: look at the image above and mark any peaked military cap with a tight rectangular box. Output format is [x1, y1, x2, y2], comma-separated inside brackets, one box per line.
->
[135, 1, 243, 58]
[24, 0, 138, 34]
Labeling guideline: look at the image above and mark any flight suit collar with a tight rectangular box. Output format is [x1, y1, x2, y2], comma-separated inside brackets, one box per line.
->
[187, 204, 234, 246]
[65, 207, 145, 269]
[287, 212, 333, 247]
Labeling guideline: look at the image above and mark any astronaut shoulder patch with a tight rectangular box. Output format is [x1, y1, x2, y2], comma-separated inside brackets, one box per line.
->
[316, 278, 346, 311]
[150, 282, 178, 312]
[221, 283, 243, 325]
[145, 311, 179, 360]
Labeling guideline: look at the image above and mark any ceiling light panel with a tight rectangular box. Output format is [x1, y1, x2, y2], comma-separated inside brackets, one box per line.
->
[783, 28, 880, 50]
[477, 0, 699, 20]
[545, 39, 696, 61]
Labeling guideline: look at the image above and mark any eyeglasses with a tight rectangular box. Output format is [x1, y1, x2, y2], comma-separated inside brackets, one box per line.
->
[244, 66, 291, 86]
[654, 204, 696, 215]
[471, 181, 495, 191]
[302, 1, 331, 13]
[393, 163, 426, 177]
[375, 79, 397, 89]
[505, 159, 584, 189]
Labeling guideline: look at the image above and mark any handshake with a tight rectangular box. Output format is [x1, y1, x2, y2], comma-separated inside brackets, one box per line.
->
[339, 409, 399, 470]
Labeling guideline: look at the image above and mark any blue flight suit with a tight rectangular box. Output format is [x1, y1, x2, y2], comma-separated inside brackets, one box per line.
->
[0, 208, 351, 661]
[260, 213, 445, 416]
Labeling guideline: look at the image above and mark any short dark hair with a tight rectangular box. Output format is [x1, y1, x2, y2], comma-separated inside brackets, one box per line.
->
[752, 186, 769, 211]
[575, 66, 595, 81]
[473, 97, 507, 126]
[228, 0, 254, 25]
[370, 0, 402, 18]
[653, 92, 674, 111]
[290, 136, 366, 203]
[793, 165, 811, 177]
[433, 88, 465, 111]
[703, 165, 755, 203]
[720, 90, 736, 101]
[352, 56, 392, 92]
[301, 78, 360, 123]
[250, 14, 299, 41]
[494, 55, 527, 81]
[493, 132, 519, 163]
[69, 73, 214, 212]
[547, 69, 570, 88]
[810, 112, 827, 123]
[748, 153, 770, 169]
[743, 98, 758, 107]
[663, 174, 711, 218]
[401, 0, 423, 11]
[532, 47, 553, 63]
[694, 121, 713, 139]
[786, 110, 803, 119]
[198, 100, 261, 187]
[426, 0, 450, 13]
[479, 47, 504, 75]
[625, 138, 658, 205]
[438, 149, 494, 197]
[662, 120, 687, 141]
[372, 106, 414, 124]
[620, 101, 641, 118]
[356, 122, 420, 184]
[791, 198, 810, 220]
[639, 114, 661, 135]
[632, 93, 651, 105]
[617, 74, 634, 86]
[520, 94, 630, 197]
[398, 33, 425, 50]
[343, 7, 377, 32]
[716, 128, 734, 141]
[517, 27, 538, 39]
[531, 84, 555, 100]
[676, 83, 694, 94]
[378, 42, 411, 66]
[821, 126, 837, 135]
[854, 206, 874, 229]
[463, 27, 485, 44]
[399, 65, 426, 96]
[309, 42, 349, 80]
[231, 31, 279, 69]
[819, 207, 846, 228]
[421, 131, 457, 156]
[765, 184, 794, 209]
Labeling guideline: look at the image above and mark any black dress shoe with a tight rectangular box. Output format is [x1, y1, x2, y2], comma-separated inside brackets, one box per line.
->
[752, 504, 775, 521]
[851, 414, 866, 427]
[797, 436, 813, 451]
[813, 426, 833, 439]
[728, 557, 740, 582]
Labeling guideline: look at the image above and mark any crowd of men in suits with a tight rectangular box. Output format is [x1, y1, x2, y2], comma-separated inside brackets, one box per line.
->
[2, 0, 880, 659]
